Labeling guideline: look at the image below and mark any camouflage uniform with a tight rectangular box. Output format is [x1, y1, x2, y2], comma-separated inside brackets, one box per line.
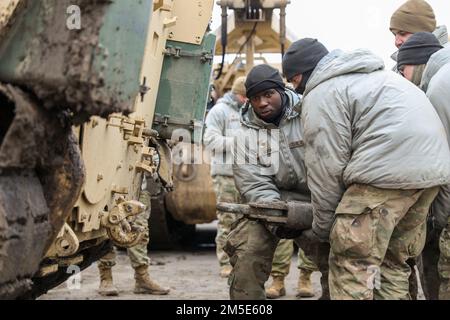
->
[213, 175, 240, 268]
[271, 239, 318, 277]
[329, 184, 439, 300]
[227, 86, 324, 300]
[225, 218, 330, 300]
[225, 218, 279, 300]
[439, 218, 450, 299]
[271, 239, 293, 277]
[203, 91, 243, 271]
[298, 47, 450, 301]
[421, 221, 450, 299]
[98, 189, 151, 269]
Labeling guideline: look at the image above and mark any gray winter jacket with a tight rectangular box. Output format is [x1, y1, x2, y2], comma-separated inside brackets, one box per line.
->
[391, 25, 449, 70]
[421, 46, 450, 229]
[204, 92, 242, 177]
[434, 25, 449, 48]
[302, 49, 450, 241]
[232, 89, 310, 204]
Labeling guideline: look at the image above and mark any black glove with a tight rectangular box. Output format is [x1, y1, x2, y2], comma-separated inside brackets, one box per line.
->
[266, 224, 303, 239]
[295, 228, 325, 244]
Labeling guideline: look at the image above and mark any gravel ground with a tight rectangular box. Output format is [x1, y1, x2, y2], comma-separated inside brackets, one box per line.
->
[39, 222, 424, 300]
[39, 248, 323, 300]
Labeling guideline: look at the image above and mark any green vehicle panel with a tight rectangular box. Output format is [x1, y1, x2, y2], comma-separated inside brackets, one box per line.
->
[0, 0, 153, 120]
[153, 32, 216, 143]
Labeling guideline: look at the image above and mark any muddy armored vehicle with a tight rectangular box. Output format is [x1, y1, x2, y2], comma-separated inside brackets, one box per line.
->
[0, 0, 215, 299]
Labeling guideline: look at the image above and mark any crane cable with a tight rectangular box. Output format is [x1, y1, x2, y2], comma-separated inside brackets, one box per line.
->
[231, 21, 259, 66]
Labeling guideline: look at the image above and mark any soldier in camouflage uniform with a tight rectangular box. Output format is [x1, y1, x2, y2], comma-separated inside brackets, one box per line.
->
[266, 240, 319, 299]
[387, 1, 449, 300]
[204, 77, 247, 278]
[97, 176, 170, 296]
[397, 32, 450, 300]
[225, 65, 330, 300]
[282, 38, 450, 299]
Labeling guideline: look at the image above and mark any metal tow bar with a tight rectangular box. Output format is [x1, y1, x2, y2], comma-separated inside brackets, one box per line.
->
[217, 201, 314, 230]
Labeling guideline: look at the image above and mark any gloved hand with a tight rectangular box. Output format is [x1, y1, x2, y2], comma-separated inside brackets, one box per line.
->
[266, 224, 303, 239]
[296, 228, 327, 244]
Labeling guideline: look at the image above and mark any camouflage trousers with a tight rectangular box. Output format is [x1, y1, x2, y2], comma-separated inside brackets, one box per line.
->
[329, 184, 439, 300]
[439, 220, 450, 299]
[224, 218, 329, 300]
[213, 175, 240, 268]
[98, 190, 151, 270]
[224, 219, 279, 300]
[271, 239, 318, 277]
[419, 217, 450, 300]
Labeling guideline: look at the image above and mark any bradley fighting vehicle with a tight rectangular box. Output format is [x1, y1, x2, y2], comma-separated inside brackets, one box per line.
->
[148, 0, 297, 248]
[0, 0, 216, 299]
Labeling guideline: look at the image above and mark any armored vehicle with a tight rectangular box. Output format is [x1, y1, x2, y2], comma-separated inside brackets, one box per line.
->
[0, 0, 215, 299]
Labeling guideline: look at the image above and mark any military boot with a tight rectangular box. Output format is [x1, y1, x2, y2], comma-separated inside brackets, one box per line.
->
[296, 270, 315, 298]
[134, 265, 170, 295]
[98, 266, 119, 297]
[265, 276, 286, 299]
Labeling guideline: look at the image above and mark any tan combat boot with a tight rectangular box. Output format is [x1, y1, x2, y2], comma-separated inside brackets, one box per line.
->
[265, 276, 286, 299]
[98, 266, 119, 297]
[297, 269, 315, 298]
[134, 265, 170, 295]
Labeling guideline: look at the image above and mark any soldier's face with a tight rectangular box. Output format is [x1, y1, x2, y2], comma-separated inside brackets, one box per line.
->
[399, 64, 415, 82]
[236, 94, 248, 106]
[288, 74, 303, 94]
[392, 30, 414, 49]
[250, 89, 283, 123]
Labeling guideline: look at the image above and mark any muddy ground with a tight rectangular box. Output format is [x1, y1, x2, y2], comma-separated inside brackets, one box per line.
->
[39, 248, 323, 300]
[39, 223, 321, 300]
[39, 224, 425, 300]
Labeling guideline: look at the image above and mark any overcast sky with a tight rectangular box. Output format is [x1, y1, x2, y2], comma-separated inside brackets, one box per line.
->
[211, 0, 450, 69]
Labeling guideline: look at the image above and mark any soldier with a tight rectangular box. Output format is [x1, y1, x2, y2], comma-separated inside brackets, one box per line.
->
[266, 240, 318, 299]
[282, 38, 450, 300]
[397, 32, 450, 300]
[97, 176, 170, 296]
[225, 64, 330, 300]
[388, 0, 449, 298]
[204, 77, 247, 278]
[390, 0, 448, 69]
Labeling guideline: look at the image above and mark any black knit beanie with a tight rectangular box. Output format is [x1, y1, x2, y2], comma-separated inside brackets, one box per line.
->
[282, 38, 329, 81]
[397, 32, 443, 69]
[245, 64, 285, 98]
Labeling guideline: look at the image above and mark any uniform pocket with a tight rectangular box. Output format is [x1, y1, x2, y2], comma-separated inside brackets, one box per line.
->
[330, 207, 379, 258]
[224, 218, 249, 258]
[407, 224, 427, 258]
